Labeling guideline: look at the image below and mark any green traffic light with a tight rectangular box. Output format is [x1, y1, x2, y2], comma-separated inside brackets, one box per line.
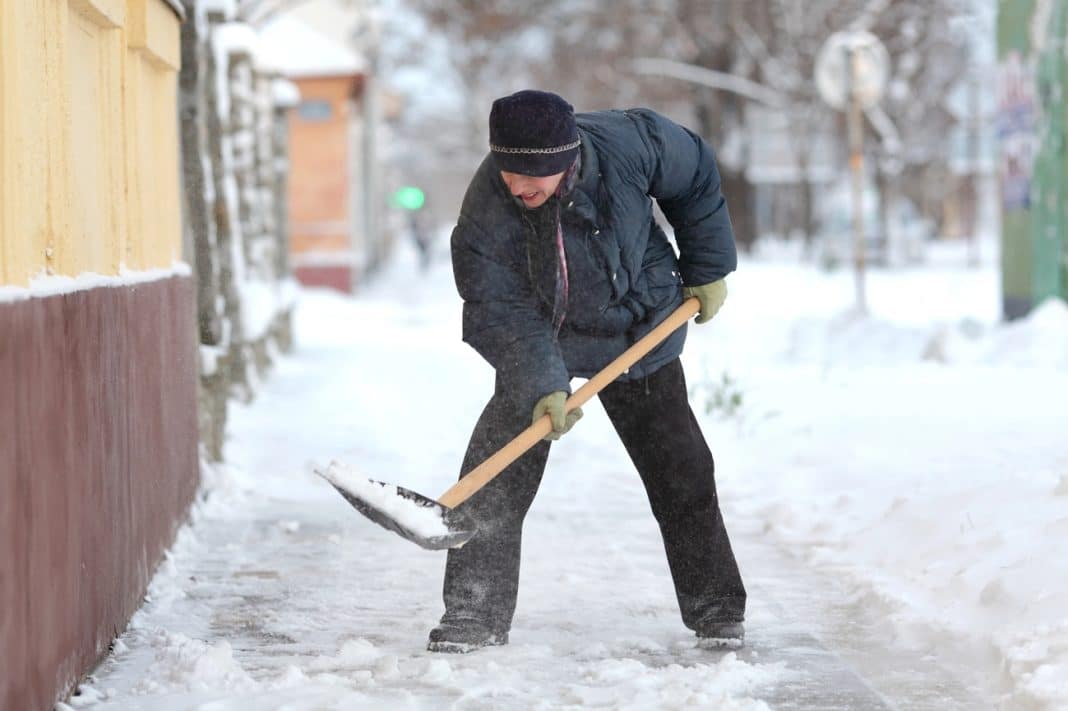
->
[392, 186, 425, 211]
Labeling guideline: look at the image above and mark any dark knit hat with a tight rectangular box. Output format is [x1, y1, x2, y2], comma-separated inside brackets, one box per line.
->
[489, 90, 580, 177]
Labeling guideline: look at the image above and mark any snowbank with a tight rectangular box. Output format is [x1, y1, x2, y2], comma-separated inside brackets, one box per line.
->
[702, 259, 1068, 708]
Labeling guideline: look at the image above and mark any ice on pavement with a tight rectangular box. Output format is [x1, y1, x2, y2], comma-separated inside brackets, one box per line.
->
[319, 460, 452, 539]
[74, 237, 1068, 710]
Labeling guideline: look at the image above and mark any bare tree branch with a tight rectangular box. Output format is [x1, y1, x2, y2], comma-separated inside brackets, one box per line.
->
[728, 15, 803, 94]
[632, 57, 786, 107]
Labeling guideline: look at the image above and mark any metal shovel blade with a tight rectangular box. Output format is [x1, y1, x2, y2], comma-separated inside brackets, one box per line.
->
[317, 466, 477, 550]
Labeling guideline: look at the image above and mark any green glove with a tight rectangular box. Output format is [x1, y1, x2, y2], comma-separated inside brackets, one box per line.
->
[683, 278, 727, 324]
[532, 391, 583, 441]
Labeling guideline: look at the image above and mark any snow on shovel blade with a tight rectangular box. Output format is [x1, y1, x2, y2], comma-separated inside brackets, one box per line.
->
[317, 462, 477, 550]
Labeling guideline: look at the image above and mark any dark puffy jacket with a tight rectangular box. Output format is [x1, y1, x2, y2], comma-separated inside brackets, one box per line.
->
[451, 108, 737, 409]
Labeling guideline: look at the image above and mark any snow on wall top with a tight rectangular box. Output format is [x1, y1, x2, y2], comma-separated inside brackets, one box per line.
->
[272, 78, 301, 108]
[214, 22, 261, 61]
[258, 16, 366, 79]
[0, 263, 192, 303]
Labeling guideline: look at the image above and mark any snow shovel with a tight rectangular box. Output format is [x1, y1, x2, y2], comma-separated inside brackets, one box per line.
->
[318, 297, 701, 551]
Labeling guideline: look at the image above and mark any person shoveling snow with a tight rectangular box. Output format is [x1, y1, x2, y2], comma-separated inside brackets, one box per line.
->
[324, 89, 746, 653]
[426, 90, 747, 652]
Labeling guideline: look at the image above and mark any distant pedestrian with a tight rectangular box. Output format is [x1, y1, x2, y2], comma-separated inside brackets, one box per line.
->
[430, 90, 745, 653]
[408, 211, 432, 272]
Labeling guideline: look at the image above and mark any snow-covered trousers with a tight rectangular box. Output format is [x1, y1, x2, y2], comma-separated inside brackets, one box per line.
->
[440, 357, 746, 633]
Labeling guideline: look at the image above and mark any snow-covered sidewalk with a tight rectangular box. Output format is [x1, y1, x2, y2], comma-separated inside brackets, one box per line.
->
[73, 242, 1068, 709]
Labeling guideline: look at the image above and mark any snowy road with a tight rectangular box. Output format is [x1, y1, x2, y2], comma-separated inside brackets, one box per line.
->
[74, 243, 1068, 709]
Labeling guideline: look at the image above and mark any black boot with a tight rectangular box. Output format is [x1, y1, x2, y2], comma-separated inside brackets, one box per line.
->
[695, 619, 745, 649]
[427, 618, 509, 653]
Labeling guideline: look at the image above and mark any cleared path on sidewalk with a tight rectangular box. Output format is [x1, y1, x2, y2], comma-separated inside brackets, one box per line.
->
[74, 257, 986, 710]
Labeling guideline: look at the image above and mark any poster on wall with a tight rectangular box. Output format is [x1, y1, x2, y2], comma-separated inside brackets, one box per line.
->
[996, 50, 1037, 213]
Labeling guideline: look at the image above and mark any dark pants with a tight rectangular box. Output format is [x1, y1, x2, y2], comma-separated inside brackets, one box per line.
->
[440, 358, 746, 632]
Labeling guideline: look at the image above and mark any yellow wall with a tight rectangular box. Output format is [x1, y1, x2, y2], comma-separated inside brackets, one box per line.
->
[0, 0, 182, 287]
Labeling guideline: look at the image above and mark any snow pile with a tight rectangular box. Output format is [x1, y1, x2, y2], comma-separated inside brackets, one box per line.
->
[1001, 621, 1068, 708]
[133, 632, 258, 695]
[944, 296, 1068, 368]
[566, 653, 779, 710]
[773, 294, 1068, 370]
[307, 638, 382, 672]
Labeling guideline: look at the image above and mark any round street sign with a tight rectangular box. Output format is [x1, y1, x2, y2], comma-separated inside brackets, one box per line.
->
[815, 31, 890, 111]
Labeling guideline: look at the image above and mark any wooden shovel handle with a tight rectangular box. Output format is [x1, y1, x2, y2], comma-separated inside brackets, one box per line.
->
[436, 297, 701, 509]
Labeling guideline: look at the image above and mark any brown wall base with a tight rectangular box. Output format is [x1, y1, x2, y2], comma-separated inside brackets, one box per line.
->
[293, 264, 353, 293]
[0, 275, 200, 710]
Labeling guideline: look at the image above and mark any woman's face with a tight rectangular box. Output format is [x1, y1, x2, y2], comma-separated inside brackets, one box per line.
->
[500, 170, 565, 209]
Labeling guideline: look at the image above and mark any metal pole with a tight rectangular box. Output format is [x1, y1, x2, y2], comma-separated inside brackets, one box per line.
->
[846, 46, 867, 313]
